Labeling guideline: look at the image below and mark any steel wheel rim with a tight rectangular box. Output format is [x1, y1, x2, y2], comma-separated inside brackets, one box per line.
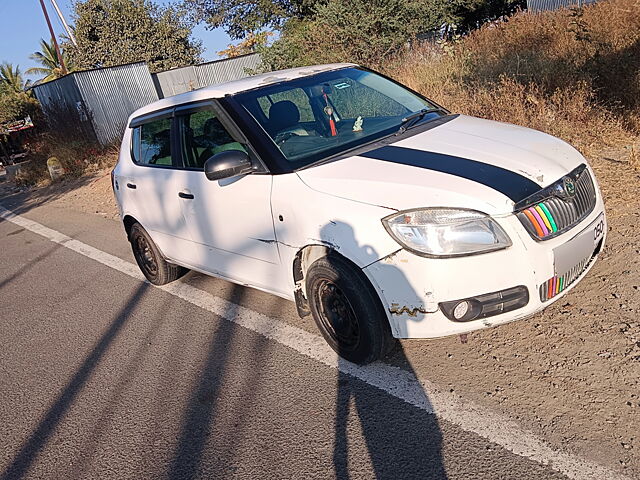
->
[134, 235, 157, 276]
[316, 279, 360, 351]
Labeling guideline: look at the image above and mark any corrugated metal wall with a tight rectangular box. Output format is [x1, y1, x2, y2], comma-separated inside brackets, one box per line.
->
[153, 53, 261, 98]
[152, 65, 199, 98]
[31, 74, 82, 112]
[32, 54, 262, 145]
[33, 62, 159, 145]
[74, 63, 159, 145]
[527, 0, 598, 11]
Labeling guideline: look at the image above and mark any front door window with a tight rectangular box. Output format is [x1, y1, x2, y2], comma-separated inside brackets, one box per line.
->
[177, 109, 247, 170]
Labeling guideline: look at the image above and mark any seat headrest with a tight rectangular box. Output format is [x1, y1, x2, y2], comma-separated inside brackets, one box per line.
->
[269, 100, 300, 132]
[203, 117, 233, 143]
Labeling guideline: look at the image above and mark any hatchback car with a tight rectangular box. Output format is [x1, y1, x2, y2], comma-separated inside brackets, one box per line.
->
[113, 63, 606, 364]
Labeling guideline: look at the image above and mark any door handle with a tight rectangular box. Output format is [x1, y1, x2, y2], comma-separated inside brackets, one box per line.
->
[126, 183, 137, 189]
[178, 191, 195, 199]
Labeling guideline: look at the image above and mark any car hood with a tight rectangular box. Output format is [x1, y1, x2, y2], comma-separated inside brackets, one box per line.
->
[296, 115, 587, 215]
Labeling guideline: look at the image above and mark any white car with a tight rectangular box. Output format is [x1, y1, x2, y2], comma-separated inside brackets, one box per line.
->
[113, 64, 606, 364]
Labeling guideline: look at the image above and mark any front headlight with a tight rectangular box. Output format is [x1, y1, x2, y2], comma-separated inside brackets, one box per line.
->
[382, 208, 512, 257]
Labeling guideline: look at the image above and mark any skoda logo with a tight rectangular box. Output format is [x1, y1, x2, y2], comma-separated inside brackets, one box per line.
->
[563, 177, 576, 197]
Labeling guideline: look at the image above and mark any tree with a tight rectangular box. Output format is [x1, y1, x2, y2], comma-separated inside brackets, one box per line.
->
[26, 39, 74, 84]
[260, 0, 442, 69]
[218, 31, 273, 58]
[0, 63, 39, 125]
[0, 92, 40, 125]
[191, 0, 528, 69]
[0, 63, 31, 94]
[183, 0, 320, 40]
[441, 0, 527, 35]
[66, 0, 203, 73]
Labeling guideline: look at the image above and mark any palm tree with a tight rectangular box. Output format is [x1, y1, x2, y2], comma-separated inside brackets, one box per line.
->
[0, 62, 30, 93]
[25, 39, 73, 84]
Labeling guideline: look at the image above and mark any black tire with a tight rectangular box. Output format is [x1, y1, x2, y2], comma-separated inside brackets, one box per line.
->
[306, 255, 397, 364]
[129, 222, 187, 285]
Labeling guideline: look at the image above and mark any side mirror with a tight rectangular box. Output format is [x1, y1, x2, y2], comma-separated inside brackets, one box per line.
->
[204, 150, 252, 181]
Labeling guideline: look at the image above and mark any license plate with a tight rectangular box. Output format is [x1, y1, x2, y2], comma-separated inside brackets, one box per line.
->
[553, 213, 604, 276]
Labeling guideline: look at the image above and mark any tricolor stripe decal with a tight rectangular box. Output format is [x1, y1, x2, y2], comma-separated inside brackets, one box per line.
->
[359, 145, 541, 202]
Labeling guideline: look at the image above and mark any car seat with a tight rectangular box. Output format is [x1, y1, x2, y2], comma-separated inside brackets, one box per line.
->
[269, 100, 309, 139]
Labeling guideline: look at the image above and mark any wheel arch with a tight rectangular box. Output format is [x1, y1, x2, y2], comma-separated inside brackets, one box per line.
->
[292, 244, 388, 324]
[122, 214, 139, 238]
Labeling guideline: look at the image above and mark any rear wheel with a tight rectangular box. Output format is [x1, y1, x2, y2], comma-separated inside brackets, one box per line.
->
[129, 222, 187, 285]
[306, 255, 396, 364]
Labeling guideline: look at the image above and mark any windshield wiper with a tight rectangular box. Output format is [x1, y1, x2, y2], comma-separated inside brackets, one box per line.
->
[396, 108, 438, 135]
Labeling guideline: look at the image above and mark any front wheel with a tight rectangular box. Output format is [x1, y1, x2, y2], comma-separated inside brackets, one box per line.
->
[129, 222, 187, 285]
[305, 255, 396, 364]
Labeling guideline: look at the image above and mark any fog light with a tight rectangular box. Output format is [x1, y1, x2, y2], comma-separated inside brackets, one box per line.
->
[440, 286, 529, 322]
[453, 301, 469, 320]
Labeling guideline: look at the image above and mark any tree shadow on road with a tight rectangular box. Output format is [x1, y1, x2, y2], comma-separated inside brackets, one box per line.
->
[166, 283, 281, 480]
[319, 222, 448, 479]
[166, 284, 244, 480]
[0, 282, 149, 480]
[333, 352, 448, 480]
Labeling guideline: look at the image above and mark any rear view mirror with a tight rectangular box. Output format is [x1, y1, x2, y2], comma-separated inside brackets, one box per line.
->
[204, 150, 252, 181]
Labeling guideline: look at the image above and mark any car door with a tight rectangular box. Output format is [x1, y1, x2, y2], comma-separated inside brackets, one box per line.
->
[171, 102, 285, 293]
[126, 111, 191, 262]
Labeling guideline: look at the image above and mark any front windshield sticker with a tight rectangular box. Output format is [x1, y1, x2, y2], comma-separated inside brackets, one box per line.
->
[333, 82, 351, 89]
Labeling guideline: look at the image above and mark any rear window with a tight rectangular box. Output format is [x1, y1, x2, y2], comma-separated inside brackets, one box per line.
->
[131, 117, 172, 166]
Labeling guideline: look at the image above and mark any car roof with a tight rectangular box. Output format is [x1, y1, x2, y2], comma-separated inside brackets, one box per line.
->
[129, 62, 357, 122]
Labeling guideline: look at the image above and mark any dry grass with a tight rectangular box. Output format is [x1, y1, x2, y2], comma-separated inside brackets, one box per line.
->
[14, 101, 119, 187]
[15, 138, 118, 187]
[387, 0, 640, 157]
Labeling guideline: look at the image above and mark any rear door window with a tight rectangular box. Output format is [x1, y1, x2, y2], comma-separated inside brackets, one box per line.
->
[131, 117, 173, 166]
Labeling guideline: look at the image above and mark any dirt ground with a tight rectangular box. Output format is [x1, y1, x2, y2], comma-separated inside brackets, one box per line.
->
[0, 168, 120, 220]
[1, 144, 639, 476]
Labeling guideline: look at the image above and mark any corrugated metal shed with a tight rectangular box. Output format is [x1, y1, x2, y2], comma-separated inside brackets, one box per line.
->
[73, 63, 159, 144]
[31, 55, 262, 145]
[527, 0, 598, 11]
[31, 73, 83, 112]
[153, 53, 261, 98]
[32, 62, 159, 145]
[31, 72, 97, 141]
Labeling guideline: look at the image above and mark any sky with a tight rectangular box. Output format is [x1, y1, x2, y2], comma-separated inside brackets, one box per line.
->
[0, 0, 232, 81]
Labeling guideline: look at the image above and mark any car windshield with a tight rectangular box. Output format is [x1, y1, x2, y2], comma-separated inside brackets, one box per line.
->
[232, 68, 442, 168]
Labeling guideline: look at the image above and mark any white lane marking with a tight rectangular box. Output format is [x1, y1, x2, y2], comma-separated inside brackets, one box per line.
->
[0, 205, 630, 480]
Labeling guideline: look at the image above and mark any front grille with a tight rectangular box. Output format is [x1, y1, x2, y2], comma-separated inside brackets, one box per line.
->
[516, 164, 596, 241]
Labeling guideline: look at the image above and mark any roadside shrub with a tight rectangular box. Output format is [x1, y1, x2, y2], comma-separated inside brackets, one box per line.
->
[13, 102, 118, 186]
[37, 102, 112, 177]
[387, 0, 640, 154]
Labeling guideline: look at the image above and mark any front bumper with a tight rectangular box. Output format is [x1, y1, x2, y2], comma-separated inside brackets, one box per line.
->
[363, 192, 606, 339]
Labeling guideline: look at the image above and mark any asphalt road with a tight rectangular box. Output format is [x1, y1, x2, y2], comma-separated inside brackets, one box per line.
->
[0, 197, 624, 480]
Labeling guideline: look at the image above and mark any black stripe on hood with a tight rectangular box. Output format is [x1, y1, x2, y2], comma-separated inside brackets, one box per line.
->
[359, 145, 541, 203]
